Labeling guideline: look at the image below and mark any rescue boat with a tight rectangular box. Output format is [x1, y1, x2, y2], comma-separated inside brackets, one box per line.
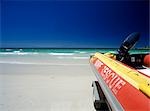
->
[90, 32, 150, 111]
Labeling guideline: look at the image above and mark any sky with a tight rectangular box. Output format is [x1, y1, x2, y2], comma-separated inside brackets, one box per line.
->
[1, 0, 149, 48]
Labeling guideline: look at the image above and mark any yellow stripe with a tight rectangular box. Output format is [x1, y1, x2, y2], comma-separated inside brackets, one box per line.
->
[94, 52, 150, 97]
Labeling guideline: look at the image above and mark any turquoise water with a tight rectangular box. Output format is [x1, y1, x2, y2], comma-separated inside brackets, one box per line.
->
[0, 48, 149, 55]
[0, 48, 149, 64]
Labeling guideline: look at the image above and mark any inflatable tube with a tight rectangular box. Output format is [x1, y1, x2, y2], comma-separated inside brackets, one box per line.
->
[90, 52, 150, 111]
[144, 54, 150, 67]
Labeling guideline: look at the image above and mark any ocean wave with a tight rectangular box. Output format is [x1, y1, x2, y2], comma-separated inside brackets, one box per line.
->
[5, 49, 13, 51]
[73, 51, 87, 54]
[48, 53, 75, 56]
[0, 52, 39, 55]
[0, 61, 88, 66]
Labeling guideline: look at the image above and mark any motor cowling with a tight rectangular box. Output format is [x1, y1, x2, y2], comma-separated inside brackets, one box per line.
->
[117, 32, 140, 62]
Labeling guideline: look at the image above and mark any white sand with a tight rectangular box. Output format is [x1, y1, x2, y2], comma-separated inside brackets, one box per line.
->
[0, 54, 96, 111]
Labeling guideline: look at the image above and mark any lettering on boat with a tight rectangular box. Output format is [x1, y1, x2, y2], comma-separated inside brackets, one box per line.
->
[94, 59, 126, 95]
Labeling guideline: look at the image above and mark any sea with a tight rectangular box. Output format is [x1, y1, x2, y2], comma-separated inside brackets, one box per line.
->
[0, 48, 148, 65]
[0, 48, 149, 56]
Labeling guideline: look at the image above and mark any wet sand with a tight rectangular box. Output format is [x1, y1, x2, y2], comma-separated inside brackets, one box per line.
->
[0, 54, 96, 111]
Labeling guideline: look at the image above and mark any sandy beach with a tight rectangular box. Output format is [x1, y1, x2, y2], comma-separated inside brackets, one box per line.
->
[0, 54, 96, 111]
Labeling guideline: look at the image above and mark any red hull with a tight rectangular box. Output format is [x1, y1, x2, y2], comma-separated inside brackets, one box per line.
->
[91, 57, 150, 111]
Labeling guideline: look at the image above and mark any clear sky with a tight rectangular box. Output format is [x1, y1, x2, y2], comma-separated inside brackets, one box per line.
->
[1, 0, 149, 48]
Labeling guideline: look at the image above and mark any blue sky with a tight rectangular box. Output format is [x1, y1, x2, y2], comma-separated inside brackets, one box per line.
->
[1, 0, 149, 48]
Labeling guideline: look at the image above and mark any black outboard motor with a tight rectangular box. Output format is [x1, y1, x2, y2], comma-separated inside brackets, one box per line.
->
[117, 32, 140, 62]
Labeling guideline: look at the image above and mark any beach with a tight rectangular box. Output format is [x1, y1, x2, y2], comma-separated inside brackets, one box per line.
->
[0, 53, 96, 111]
